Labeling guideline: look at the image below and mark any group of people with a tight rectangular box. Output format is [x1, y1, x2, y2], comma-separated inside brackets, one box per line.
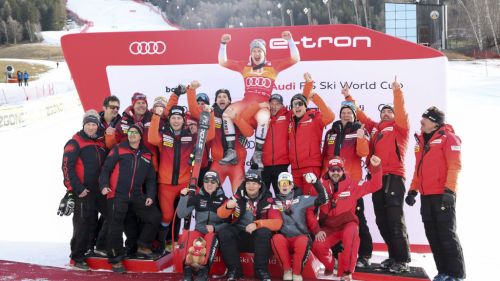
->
[16, 70, 29, 86]
[59, 31, 465, 281]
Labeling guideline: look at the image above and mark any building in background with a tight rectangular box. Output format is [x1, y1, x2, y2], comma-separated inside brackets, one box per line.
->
[385, 1, 447, 50]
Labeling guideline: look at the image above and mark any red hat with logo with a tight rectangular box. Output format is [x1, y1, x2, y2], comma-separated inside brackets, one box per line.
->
[131, 92, 148, 107]
[328, 156, 345, 170]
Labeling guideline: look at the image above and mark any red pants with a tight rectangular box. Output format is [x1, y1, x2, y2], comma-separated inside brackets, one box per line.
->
[311, 222, 360, 276]
[291, 167, 321, 196]
[158, 183, 185, 224]
[211, 161, 245, 194]
[271, 234, 311, 275]
[183, 230, 217, 266]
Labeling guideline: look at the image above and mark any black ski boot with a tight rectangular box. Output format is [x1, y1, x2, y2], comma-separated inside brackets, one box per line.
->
[219, 140, 238, 165]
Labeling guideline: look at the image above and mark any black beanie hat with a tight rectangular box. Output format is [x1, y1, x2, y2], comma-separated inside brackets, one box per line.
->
[269, 93, 284, 104]
[290, 94, 307, 106]
[169, 105, 186, 118]
[422, 106, 445, 126]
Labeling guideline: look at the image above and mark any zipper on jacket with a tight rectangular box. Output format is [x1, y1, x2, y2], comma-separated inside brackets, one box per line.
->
[172, 137, 181, 185]
[293, 125, 300, 169]
[271, 120, 275, 165]
[129, 151, 138, 198]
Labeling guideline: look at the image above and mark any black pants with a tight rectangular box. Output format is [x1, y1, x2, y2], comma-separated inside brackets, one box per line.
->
[218, 225, 273, 274]
[107, 197, 161, 263]
[88, 194, 108, 251]
[262, 164, 289, 196]
[372, 174, 410, 263]
[421, 195, 465, 279]
[356, 198, 373, 258]
[70, 193, 98, 262]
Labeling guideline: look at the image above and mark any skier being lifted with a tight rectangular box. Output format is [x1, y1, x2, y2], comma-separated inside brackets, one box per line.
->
[218, 31, 300, 168]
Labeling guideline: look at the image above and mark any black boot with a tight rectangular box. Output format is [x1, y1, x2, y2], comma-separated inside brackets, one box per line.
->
[157, 225, 169, 255]
[226, 267, 243, 281]
[195, 265, 209, 281]
[183, 265, 193, 281]
[255, 269, 271, 281]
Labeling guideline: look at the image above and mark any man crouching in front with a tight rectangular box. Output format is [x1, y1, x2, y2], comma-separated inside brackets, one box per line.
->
[217, 168, 283, 281]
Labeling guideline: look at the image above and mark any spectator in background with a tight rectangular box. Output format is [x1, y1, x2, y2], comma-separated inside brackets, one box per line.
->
[17, 71, 22, 87]
[23, 71, 29, 86]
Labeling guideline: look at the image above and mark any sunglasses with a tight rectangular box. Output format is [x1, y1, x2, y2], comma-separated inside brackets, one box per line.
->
[203, 179, 218, 184]
[292, 101, 304, 108]
[328, 166, 343, 173]
[278, 180, 292, 188]
[127, 130, 140, 135]
[108, 105, 120, 110]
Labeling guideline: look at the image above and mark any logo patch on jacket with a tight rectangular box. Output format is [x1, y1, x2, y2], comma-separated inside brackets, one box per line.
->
[215, 117, 222, 129]
[414, 145, 420, 153]
[181, 136, 193, 142]
[141, 155, 151, 164]
[163, 135, 174, 147]
[430, 139, 442, 144]
[338, 191, 351, 199]
[200, 199, 207, 208]
[451, 145, 461, 151]
[277, 116, 286, 121]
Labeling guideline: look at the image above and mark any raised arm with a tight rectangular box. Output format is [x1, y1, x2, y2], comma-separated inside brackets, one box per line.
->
[311, 93, 335, 127]
[356, 124, 370, 157]
[218, 34, 245, 72]
[392, 80, 409, 131]
[147, 111, 163, 147]
[272, 31, 300, 71]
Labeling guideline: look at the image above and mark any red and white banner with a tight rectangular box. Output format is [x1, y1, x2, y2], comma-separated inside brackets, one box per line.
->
[62, 24, 447, 248]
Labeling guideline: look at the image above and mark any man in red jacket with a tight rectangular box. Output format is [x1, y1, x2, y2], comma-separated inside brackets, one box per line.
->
[307, 156, 382, 281]
[345, 78, 411, 272]
[261, 93, 290, 195]
[289, 73, 335, 196]
[405, 107, 465, 281]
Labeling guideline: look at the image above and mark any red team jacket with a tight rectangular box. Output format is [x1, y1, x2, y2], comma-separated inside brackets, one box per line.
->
[347, 89, 409, 178]
[307, 165, 382, 235]
[410, 124, 462, 195]
[263, 107, 291, 166]
[289, 94, 335, 170]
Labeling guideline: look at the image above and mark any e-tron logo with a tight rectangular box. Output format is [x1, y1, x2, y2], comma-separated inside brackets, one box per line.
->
[245, 77, 272, 88]
[129, 41, 166, 55]
[269, 36, 372, 49]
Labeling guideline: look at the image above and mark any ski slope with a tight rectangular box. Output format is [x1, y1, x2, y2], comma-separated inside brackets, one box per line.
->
[42, 0, 176, 45]
[2, 0, 500, 279]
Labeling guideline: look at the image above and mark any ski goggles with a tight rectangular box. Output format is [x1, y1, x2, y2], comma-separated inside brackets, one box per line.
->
[292, 100, 305, 108]
[107, 105, 120, 110]
[127, 130, 140, 135]
[340, 101, 356, 108]
[203, 179, 218, 184]
[278, 180, 292, 188]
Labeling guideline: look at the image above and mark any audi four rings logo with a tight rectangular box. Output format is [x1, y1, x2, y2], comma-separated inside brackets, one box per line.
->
[245, 77, 272, 88]
[129, 41, 166, 55]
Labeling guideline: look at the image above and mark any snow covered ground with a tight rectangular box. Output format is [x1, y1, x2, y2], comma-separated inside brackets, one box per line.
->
[0, 59, 498, 280]
[42, 0, 176, 45]
[1, 0, 499, 279]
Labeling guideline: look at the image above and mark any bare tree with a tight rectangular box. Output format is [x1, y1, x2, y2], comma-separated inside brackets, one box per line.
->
[484, 0, 499, 53]
[456, 0, 483, 51]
